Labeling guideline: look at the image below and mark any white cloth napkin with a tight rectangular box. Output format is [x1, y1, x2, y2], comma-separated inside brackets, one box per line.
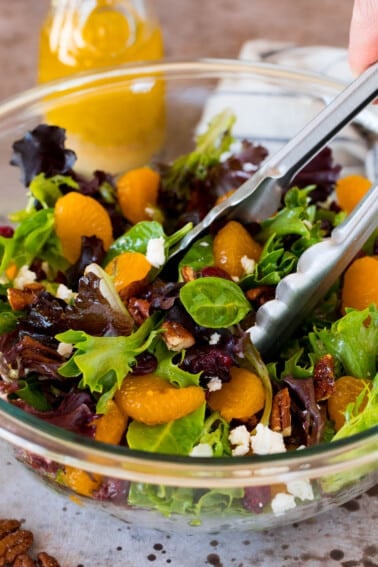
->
[199, 41, 377, 181]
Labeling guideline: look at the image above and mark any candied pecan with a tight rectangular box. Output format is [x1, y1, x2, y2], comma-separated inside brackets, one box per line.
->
[0, 529, 33, 566]
[161, 320, 195, 351]
[7, 283, 45, 311]
[126, 297, 151, 325]
[270, 387, 292, 437]
[180, 265, 196, 282]
[13, 553, 35, 567]
[36, 552, 61, 567]
[246, 285, 275, 306]
[313, 354, 336, 401]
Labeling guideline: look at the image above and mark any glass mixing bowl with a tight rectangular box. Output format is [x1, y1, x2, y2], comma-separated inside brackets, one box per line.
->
[0, 59, 376, 532]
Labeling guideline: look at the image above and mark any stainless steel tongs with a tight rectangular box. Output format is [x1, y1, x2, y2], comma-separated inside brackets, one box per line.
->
[169, 61, 378, 355]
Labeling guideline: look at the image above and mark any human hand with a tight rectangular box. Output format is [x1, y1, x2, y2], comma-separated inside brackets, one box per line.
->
[349, 0, 378, 74]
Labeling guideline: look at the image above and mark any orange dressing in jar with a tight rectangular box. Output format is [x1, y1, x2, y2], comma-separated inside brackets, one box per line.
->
[38, 0, 165, 173]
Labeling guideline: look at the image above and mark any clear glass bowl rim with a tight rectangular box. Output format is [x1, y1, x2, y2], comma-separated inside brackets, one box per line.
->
[0, 58, 376, 487]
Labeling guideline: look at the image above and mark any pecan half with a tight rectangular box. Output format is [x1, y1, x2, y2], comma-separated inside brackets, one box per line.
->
[13, 554, 35, 567]
[161, 320, 195, 351]
[126, 297, 151, 325]
[0, 529, 33, 566]
[7, 283, 44, 311]
[270, 387, 292, 437]
[181, 266, 196, 282]
[313, 354, 336, 401]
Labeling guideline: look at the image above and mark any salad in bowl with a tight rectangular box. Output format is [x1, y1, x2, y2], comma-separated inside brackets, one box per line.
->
[0, 61, 376, 530]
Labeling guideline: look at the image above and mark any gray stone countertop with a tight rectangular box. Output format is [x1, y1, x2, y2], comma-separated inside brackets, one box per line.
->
[0, 1, 377, 566]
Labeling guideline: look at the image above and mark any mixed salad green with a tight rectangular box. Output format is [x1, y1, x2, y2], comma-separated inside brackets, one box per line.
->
[0, 112, 377, 517]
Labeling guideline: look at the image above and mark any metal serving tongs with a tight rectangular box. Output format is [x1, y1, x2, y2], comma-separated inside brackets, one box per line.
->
[167, 61, 378, 355]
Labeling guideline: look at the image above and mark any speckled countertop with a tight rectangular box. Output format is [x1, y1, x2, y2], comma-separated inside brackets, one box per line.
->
[0, 1, 377, 566]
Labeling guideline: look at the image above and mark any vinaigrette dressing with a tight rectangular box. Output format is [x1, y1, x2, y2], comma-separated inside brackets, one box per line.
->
[38, 0, 166, 173]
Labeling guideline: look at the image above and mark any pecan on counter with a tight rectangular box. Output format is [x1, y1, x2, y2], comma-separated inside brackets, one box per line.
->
[0, 519, 61, 567]
[13, 555, 35, 567]
[313, 354, 336, 401]
[270, 387, 292, 437]
[0, 526, 33, 566]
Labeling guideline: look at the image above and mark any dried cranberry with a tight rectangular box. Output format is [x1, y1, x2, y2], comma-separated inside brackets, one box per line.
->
[199, 266, 232, 280]
[131, 352, 158, 375]
[182, 347, 233, 382]
[243, 485, 271, 513]
[0, 225, 14, 238]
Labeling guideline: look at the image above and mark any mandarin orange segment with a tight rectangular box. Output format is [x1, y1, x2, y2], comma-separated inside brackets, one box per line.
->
[327, 375, 371, 431]
[335, 174, 372, 214]
[94, 400, 128, 445]
[105, 251, 152, 293]
[54, 192, 113, 264]
[114, 374, 205, 425]
[341, 256, 378, 312]
[207, 366, 265, 422]
[213, 220, 262, 279]
[60, 466, 102, 497]
[117, 166, 160, 225]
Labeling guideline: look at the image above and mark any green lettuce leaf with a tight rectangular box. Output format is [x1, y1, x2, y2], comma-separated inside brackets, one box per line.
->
[178, 235, 214, 278]
[310, 306, 378, 379]
[195, 412, 231, 457]
[154, 341, 202, 387]
[332, 374, 378, 441]
[0, 208, 68, 275]
[56, 314, 160, 410]
[104, 220, 192, 265]
[126, 403, 206, 455]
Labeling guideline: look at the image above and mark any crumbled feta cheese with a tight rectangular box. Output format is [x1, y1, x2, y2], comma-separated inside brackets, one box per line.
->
[13, 265, 36, 289]
[207, 376, 223, 392]
[251, 424, 286, 455]
[243, 162, 257, 172]
[271, 492, 296, 516]
[56, 283, 76, 303]
[190, 443, 213, 457]
[57, 342, 73, 358]
[229, 425, 251, 456]
[286, 479, 314, 501]
[232, 276, 240, 282]
[241, 255, 256, 274]
[208, 332, 221, 345]
[146, 237, 165, 268]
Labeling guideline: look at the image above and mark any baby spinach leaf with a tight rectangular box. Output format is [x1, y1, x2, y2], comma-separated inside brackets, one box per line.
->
[127, 403, 206, 455]
[179, 277, 251, 328]
[104, 220, 192, 264]
[178, 235, 214, 278]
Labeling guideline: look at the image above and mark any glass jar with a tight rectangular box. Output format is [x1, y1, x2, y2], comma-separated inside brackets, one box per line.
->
[37, 0, 165, 174]
[38, 0, 164, 81]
